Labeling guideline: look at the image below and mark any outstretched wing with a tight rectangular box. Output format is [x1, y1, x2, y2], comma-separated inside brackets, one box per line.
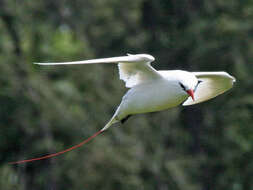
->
[35, 54, 161, 88]
[183, 72, 236, 106]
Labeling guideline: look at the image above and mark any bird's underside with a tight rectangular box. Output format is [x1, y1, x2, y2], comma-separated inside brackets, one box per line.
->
[9, 53, 236, 164]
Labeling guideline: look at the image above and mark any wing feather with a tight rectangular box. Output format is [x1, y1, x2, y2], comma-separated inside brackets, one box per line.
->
[34, 55, 143, 65]
[35, 54, 161, 88]
[183, 72, 236, 106]
[118, 61, 161, 88]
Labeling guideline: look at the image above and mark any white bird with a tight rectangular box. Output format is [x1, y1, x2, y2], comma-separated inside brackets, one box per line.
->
[10, 53, 235, 164]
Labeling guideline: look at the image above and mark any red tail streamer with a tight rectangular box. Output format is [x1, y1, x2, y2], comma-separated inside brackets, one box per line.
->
[9, 129, 103, 164]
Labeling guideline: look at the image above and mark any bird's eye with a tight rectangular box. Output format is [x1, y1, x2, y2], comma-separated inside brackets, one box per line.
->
[198, 80, 202, 84]
[179, 82, 186, 90]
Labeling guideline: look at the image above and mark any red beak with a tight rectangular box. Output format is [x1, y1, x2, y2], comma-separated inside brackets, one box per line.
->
[186, 89, 195, 101]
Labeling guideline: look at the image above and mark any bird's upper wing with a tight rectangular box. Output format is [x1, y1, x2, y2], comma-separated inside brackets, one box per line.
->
[35, 54, 162, 88]
[183, 72, 236, 106]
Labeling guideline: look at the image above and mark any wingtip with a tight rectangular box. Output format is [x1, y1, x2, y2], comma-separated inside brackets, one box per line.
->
[33, 62, 46, 65]
[33, 62, 56, 66]
[222, 72, 236, 83]
[227, 74, 236, 83]
[231, 76, 236, 83]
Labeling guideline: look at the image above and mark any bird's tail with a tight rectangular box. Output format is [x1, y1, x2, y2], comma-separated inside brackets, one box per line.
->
[101, 114, 118, 132]
[9, 116, 118, 164]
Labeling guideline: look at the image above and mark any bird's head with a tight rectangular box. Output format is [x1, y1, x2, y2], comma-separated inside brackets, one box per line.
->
[176, 71, 201, 101]
[179, 81, 195, 101]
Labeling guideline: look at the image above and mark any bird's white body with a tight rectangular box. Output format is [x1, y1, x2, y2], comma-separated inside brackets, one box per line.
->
[116, 70, 196, 120]
[10, 70, 197, 164]
[116, 80, 185, 119]
[9, 53, 236, 164]
[35, 53, 236, 131]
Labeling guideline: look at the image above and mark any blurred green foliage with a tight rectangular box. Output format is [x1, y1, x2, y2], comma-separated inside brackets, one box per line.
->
[0, 0, 252, 189]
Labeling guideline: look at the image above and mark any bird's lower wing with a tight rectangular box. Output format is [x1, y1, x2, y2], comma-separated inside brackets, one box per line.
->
[183, 72, 236, 106]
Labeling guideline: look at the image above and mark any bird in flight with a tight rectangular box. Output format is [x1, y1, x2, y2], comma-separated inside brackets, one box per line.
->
[10, 54, 235, 164]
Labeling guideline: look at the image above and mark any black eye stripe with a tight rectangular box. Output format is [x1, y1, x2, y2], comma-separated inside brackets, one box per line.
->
[179, 81, 202, 91]
[179, 82, 186, 90]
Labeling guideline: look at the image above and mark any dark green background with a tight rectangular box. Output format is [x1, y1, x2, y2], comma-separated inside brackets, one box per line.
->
[0, 0, 252, 189]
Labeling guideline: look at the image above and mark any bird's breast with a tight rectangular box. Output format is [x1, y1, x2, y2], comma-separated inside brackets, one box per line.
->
[120, 80, 187, 115]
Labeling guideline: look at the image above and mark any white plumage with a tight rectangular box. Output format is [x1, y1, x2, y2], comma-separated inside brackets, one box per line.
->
[35, 53, 236, 131]
[9, 53, 236, 164]
[183, 72, 235, 106]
